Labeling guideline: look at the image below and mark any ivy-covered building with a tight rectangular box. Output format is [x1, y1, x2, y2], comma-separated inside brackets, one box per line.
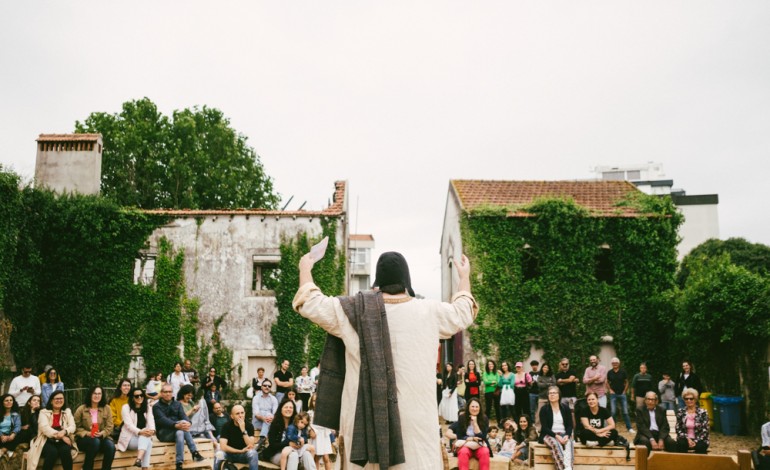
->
[440, 180, 682, 372]
[141, 181, 348, 387]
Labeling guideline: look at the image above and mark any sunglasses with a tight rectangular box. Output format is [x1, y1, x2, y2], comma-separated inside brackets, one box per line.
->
[683, 397, 695, 401]
[133, 394, 144, 399]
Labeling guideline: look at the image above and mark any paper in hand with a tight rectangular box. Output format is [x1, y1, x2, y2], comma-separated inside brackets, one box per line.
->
[309, 236, 329, 263]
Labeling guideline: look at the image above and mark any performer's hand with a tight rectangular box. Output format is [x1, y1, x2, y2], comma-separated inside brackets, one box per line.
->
[455, 254, 471, 278]
[299, 253, 315, 287]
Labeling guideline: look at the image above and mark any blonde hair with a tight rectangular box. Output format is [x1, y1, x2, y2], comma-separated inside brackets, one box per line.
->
[294, 411, 310, 426]
[681, 387, 699, 401]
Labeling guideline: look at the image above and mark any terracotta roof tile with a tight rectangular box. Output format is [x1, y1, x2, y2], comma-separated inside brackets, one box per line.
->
[37, 133, 101, 142]
[350, 234, 374, 241]
[451, 180, 643, 217]
[143, 180, 346, 217]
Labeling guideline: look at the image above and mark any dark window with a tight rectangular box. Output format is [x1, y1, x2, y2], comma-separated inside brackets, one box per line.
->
[595, 246, 614, 283]
[522, 245, 541, 281]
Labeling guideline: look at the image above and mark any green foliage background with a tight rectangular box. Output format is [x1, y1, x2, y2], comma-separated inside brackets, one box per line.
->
[463, 194, 683, 382]
[270, 219, 346, 369]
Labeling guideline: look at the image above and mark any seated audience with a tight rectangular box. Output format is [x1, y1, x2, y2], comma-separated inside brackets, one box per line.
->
[74, 386, 115, 470]
[634, 391, 675, 452]
[18, 395, 41, 445]
[513, 414, 538, 464]
[252, 379, 278, 439]
[445, 397, 491, 470]
[153, 384, 205, 470]
[0, 394, 21, 457]
[218, 404, 259, 470]
[579, 391, 620, 446]
[116, 387, 155, 470]
[675, 387, 709, 454]
[109, 379, 132, 440]
[539, 386, 573, 470]
[26, 391, 76, 470]
[211, 402, 229, 439]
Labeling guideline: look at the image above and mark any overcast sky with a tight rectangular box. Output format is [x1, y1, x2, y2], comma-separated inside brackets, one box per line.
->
[2, 2, 769, 299]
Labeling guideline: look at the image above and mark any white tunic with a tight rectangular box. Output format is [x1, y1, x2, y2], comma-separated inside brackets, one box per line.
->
[293, 283, 478, 470]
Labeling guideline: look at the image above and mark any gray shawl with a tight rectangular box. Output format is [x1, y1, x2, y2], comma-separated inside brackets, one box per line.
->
[313, 290, 405, 468]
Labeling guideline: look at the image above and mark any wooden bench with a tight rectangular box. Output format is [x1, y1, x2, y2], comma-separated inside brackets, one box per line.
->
[635, 446, 751, 470]
[532, 442, 635, 470]
[666, 409, 677, 440]
[22, 438, 216, 470]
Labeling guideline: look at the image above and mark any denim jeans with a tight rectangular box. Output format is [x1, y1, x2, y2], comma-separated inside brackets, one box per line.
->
[77, 436, 115, 470]
[661, 401, 675, 411]
[253, 416, 272, 436]
[609, 393, 633, 430]
[174, 429, 198, 463]
[529, 393, 539, 420]
[225, 449, 260, 470]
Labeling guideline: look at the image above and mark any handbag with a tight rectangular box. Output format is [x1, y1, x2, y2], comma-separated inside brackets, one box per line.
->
[493, 387, 501, 397]
[500, 385, 515, 406]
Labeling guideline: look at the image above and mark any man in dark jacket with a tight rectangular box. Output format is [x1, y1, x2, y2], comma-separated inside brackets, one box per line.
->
[153, 384, 205, 470]
[634, 391, 676, 452]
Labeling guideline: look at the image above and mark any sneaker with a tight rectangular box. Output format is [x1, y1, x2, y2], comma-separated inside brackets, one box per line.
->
[586, 441, 599, 447]
[192, 452, 205, 462]
[176, 463, 183, 470]
[134, 458, 142, 468]
[628, 428, 636, 434]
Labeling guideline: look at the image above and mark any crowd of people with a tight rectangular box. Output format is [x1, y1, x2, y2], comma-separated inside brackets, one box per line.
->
[437, 355, 762, 470]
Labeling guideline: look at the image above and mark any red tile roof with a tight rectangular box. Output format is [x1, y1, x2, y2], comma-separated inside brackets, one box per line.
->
[350, 234, 374, 241]
[451, 180, 643, 217]
[143, 181, 346, 217]
[37, 133, 101, 142]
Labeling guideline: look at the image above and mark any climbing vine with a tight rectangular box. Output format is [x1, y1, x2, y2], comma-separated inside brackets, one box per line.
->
[462, 194, 683, 379]
[271, 218, 346, 369]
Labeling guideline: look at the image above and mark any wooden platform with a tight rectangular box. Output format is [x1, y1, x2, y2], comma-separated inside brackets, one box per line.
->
[636, 446, 751, 470]
[532, 442, 634, 470]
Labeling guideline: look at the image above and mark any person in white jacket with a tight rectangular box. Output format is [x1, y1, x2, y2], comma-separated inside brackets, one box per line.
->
[116, 388, 155, 470]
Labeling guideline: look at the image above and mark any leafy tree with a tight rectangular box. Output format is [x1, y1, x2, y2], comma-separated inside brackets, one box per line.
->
[677, 237, 770, 286]
[75, 98, 280, 210]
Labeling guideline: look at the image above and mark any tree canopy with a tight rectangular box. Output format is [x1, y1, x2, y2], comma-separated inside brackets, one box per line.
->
[677, 237, 770, 286]
[75, 98, 280, 210]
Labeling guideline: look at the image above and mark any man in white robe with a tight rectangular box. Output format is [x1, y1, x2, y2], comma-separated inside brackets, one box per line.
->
[293, 251, 477, 469]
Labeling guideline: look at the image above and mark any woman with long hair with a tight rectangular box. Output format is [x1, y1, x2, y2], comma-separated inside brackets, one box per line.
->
[675, 361, 703, 409]
[26, 390, 77, 470]
[498, 362, 515, 421]
[535, 363, 556, 427]
[675, 387, 709, 454]
[513, 414, 538, 464]
[438, 362, 459, 423]
[264, 399, 317, 470]
[295, 366, 315, 413]
[445, 397, 491, 470]
[74, 386, 115, 470]
[41, 368, 64, 408]
[19, 394, 41, 445]
[109, 378, 131, 440]
[0, 394, 21, 457]
[482, 360, 500, 422]
[455, 365, 467, 411]
[465, 360, 481, 402]
[177, 385, 217, 445]
[538, 386, 573, 470]
[512, 362, 532, 420]
[116, 387, 155, 470]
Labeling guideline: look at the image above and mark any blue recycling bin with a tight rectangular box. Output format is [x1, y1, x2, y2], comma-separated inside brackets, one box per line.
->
[711, 395, 743, 435]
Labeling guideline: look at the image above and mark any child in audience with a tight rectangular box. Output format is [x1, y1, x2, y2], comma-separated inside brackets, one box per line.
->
[487, 425, 501, 452]
[281, 412, 315, 469]
[498, 429, 517, 460]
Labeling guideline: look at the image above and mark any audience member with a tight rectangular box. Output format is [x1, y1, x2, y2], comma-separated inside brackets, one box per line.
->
[252, 379, 278, 439]
[513, 414, 538, 464]
[9, 363, 41, 407]
[539, 386, 573, 470]
[0, 394, 21, 457]
[218, 404, 259, 470]
[446, 397, 491, 470]
[482, 360, 500, 422]
[26, 390, 76, 470]
[153, 384, 205, 470]
[555, 358, 579, 427]
[675, 387, 709, 454]
[167, 362, 191, 399]
[631, 362, 654, 410]
[116, 387, 155, 470]
[528, 361, 541, 421]
[41, 368, 64, 408]
[74, 386, 115, 470]
[210, 402, 229, 439]
[109, 379, 132, 440]
[295, 366, 315, 413]
[606, 357, 633, 433]
[675, 361, 703, 409]
[18, 395, 41, 445]
[658, 372, 676, 411]
[203, 367, 227, 393]
[273, 360, 294, 404]
[182, 360, 200, 389]
[634, 391, 675, 452]
[579, 392, 620, 446]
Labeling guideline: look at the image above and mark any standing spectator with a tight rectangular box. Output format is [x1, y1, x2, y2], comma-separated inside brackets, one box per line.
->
[606, 357, 633, 433]
[109, 379, 132, 440]
[0, 394, 21, 457]
[167, 362, 191, 399]
[25, 390, 76, 470]
[675, 387, 709, 454]
[512, 362, 532, 420]
[582, 355, 608, 407]
[658, 372, 676, 411]
[153, 384, 205, 470]
[631, 362, 654, 410]
[579, 392, 620, 446]
[37, 365, 55, 385]
[250, 367, 268, 398]
[465, 360, 481, 402]
[210, 402, 229, 439]
[218, 405, 259, 470]
[498, 362, 515, 422]
[182, 359, 200, 389]
[309, 361, 320, 385]
[252, 379, 278, 439]
[203, 367, 227, 393]
[756, 419, 770, 470]
[74, 386, 115, 470]
[555, 358, 579, 428]
[675, 361, 703, 409]
[456, 365, 467, 411]
[18, 394, 41, 445]
[295, 366, 315, 412]
[146, 371, 164, 400]
[528, 360, 541, 421]
[634, 391, 675, 452]
[273, 360, 294, 404]
[41, 368, 64, 407]
[482, 360, 500, 421]
[9, 363, 41, 407]
[538, 386, 574, 470]
[535, 363, 557, 431]
[116, 388, 155, 470]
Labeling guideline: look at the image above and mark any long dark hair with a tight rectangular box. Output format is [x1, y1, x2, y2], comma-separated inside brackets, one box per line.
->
[21, 395, 41, 424]
[540, 363, 553, 377]
[128, 387, 148, 414]
[269, 398, 297, 443]
[485, 360, 497, 373]
[1, 393, 19, 415]
[46, 390, 67, 411]
[458, 397, 488, 431]
[467, 360, 477, 374]
[177, 384, 195, 401]
[83, 386, 106, 408]
[112, 378, 132, 401]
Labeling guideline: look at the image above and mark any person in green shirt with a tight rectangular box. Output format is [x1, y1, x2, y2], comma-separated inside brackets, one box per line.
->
[482, 360, 500, 422]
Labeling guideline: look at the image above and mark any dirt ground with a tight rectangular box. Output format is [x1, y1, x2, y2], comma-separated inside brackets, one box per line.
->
[616, 428, 758, 455]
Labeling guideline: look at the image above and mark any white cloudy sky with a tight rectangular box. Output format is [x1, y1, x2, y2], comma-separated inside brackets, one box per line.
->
[1, 2, 768, 299]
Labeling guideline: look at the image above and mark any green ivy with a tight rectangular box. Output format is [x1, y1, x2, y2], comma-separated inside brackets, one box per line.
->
[271, 218, 346, 370]
[462, 194, 683, 385]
